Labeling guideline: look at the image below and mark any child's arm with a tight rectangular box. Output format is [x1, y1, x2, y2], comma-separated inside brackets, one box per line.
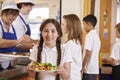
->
[109, 58, 119, 66]
[55, 62, 71, 80]
[82, 49, 92, 73]
[107, 58, 119, 66]
[61, 62, 71, 80]
[102, 42, 120, 66]
[27, 61, 36, 78]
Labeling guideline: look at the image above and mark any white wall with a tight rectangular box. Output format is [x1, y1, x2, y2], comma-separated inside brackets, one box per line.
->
[111, 0, 117, 48]
[62, 0, 84, 20]
[117, 0, 120, 23]
[94, 0, 100, 33]
[48, 0, 60, 19]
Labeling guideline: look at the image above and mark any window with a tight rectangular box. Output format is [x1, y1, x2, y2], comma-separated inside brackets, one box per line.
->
[28, 7, 49, 20]
[28, 7, 49, 40]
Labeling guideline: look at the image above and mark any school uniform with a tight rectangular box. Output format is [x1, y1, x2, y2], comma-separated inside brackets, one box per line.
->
[29, 44, 72, 80]
[62, 40, 82, 80]
[110, 39, 120, 80]
[13, 13, 31, 39]
[83, 30, 101, 80]
[0, 19, 17, 53]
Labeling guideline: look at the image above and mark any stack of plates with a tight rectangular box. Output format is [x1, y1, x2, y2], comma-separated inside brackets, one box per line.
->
[0, 53, 30, 66]
[0, 53, 29, 58]
[0, 57, 13, 69]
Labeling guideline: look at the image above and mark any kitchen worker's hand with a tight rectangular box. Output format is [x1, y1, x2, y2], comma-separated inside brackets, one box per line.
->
[16, 42, 35, 50]
[18, 34, 33, 44]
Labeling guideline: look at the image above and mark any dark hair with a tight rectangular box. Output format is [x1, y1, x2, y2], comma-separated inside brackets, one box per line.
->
[63, 14, 83, 45]
[115, 23, 120, 33]
[17, 3, 34, 9]
[83, 14, 97, 27]
[1, 9, 19, 16]
[35, 19, 62, 80]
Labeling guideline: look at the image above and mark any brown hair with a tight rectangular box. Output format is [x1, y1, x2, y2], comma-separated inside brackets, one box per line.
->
[63, 14, 83, 45]
[115, 23, 120, 33]
[1, 9, 19, 16]
[17, 3, 34, 9]
[35, 19, 62, 80]
[83, 14, 97, 27]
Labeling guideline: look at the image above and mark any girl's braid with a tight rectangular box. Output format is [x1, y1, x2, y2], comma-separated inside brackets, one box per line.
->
[35, 35, 44, 80]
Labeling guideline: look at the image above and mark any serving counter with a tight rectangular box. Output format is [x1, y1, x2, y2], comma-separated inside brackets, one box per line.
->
[0, 65, 29, 80]
[0, 52, 31, 80]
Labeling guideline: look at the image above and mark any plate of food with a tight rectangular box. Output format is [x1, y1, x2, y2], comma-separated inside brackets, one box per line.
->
[30, 62, 58, 73]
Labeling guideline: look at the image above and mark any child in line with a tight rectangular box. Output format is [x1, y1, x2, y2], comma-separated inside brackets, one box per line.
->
[82, 14, 101, 80]
[61, 14, 83, 80]
[102, 23, 120, 80]
[27, 19, 72, 80]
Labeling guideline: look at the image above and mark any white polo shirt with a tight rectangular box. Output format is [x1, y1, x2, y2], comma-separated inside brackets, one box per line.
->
[83, 29, 101, 74]
[13, 13, 27, 39]
[0, 19, 14, 38]
[29, 44, 72, 80]
[110, 39, 120, 61]
[63, 40, 82, 80]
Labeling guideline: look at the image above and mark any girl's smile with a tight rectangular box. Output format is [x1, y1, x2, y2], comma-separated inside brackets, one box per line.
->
[42, 23, 59, 48]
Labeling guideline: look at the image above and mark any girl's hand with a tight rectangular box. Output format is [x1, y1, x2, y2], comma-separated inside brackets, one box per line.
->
[27, 61, 36, 78]
[54, 63, 71, 80]
[81, 68, 85, 75]
[54, 65, 64, 75]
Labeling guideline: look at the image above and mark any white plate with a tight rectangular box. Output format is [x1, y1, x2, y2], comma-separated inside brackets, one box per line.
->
[31, 69, 58, 73]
